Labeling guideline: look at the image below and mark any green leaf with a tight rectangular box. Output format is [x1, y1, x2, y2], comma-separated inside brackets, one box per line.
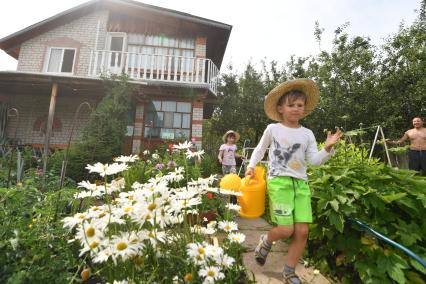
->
[329, 199, 339, 211]
[379, 192, 407, 203]
[410, 258, 426, 276]
[329, 211, 344, 233]
[388, 265, 406, 284]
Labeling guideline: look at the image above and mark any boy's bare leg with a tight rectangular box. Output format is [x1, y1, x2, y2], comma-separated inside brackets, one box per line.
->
[267, 225, 294, 242]
[286, 223, 309, 267]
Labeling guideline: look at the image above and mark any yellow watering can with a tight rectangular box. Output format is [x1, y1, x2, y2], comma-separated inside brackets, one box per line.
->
[219, 173, 242, 192]
[219, 167, 266, 218]
[238, 166, 266, 218]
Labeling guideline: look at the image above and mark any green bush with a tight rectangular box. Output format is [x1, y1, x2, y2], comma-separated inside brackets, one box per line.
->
[0, 186, 81, 283]
[307, 142, 426, 283]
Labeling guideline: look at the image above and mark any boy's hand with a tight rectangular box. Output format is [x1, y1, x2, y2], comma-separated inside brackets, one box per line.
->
[218, 157, 222, 163]
[324, 128, 342, 152]
[245, 167, 254, 178]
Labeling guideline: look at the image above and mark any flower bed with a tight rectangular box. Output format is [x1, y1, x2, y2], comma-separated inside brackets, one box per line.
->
[62, 142, 250, 283]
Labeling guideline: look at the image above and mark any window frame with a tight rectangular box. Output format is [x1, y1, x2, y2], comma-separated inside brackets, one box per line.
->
[44, 47, 77, 74]
[143, 100, 193, 141]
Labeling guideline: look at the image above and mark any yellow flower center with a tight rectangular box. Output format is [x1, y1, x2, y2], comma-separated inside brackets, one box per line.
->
[148, 203, 157, 211]
[89, 241, 99, 249]
[78, 214, 86, 219]
[116, 241, 128, 251]
[207, 270, 215, 277]
[92, 206, 100, 211]
[184, 273, 193, 282]
[133, 255, 144, 265]
[86, 227, 95, 237]
[124, 206, 133, 213]
[127, 195, 134, 200]
[198, 247, 205, 254]
[224, 225, 231, 231]
[98, 212, 106, 218]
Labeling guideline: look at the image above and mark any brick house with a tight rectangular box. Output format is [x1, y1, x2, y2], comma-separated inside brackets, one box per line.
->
[0, 0, 231, 154]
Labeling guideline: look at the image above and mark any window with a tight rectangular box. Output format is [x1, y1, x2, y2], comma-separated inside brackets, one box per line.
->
[144, 100, 192, 140]
[46, 48, 76, 73]
[127, 34, 195, 73]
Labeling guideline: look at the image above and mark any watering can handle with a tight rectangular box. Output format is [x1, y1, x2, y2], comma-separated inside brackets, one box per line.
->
[244, 176, 252, 186]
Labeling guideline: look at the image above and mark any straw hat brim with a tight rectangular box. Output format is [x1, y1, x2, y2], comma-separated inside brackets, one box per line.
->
[222, 130, 240, 142]
[264, 79, 320, 121]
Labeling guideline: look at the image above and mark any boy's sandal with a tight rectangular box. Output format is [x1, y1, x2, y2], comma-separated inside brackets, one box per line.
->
[254, 235, 271, 266]
[284, 272, 301, 284]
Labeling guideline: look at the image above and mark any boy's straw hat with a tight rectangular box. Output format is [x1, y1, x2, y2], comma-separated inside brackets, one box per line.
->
[264, 79, 320, 121]
[222, 130, 240, 142]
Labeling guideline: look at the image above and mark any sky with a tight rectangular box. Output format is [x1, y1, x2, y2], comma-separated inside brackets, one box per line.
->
[0, 0, 421, 73]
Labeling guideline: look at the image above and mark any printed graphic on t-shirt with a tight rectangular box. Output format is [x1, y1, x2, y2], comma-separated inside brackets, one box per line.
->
[220, 144, 237, 166]
[270, 138, 301, 176]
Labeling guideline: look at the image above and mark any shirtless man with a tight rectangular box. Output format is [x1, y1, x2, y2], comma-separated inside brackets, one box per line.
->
[388, 117, 426, 176]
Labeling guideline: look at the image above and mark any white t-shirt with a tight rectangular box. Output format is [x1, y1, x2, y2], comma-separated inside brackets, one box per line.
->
[248, 123, 333, 180]
[219, 144, 237, 166]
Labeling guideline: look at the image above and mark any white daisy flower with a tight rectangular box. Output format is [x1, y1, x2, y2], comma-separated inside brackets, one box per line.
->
[218, 221, 238, 233]
[85, 162, 128, 177]
[172, 141, 193, 150]
[228, 232, 246, 244]
[110, 234, 143, 263]
[198, 266, 225, 283]
[225, 203, 241, 211]
[219, 254, 235, 268]
[114, 154, 139, 163]
[63, 213, 88, 230]
[185, 149, 205, 159]
[143, 150, 150, 155]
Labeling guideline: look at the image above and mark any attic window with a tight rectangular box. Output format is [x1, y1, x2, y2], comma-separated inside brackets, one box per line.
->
[45, 48, 76, 74]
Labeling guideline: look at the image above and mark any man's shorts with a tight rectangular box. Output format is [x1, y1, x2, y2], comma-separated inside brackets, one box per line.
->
[267, 176, 312, 225]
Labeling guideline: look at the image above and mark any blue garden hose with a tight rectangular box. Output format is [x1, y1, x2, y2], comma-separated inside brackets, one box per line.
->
[347, 218, 426, 269]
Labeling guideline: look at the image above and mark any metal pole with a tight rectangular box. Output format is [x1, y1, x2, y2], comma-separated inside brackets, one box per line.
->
[59, 102, 92, 189]
[369, 126, 380, 159]
[42, 82, 58, 186]
[379, 126, 392, 166]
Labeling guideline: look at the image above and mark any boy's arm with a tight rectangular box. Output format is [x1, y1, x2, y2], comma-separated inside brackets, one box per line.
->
[306, 130, 339, 166]
[247, 126, 272, 174]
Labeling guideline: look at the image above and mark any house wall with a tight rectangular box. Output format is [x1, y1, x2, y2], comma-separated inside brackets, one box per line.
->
[5, 94, 97, 147]
[17, 10, 109, 77]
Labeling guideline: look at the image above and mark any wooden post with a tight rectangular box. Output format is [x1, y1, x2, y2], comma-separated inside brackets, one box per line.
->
[42, 82, 58, 180]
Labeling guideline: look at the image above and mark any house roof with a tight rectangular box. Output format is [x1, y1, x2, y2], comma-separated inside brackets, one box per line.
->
[0, 0, 232, 68]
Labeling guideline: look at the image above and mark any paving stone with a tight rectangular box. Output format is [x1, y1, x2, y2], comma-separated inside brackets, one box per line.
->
[237, 217, 330, 284]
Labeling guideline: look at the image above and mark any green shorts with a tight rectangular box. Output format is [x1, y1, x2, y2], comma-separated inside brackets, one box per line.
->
[267, 176, 312, 225]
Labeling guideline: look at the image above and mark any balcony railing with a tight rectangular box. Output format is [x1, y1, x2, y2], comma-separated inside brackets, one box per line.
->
[88, 50, 219, 95]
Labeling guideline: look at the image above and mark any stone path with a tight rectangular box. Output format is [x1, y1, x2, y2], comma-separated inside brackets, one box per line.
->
[237, 217, 331, 284]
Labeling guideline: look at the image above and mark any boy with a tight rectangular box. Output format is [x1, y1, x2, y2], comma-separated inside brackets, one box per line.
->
[245, 79, 341, 284]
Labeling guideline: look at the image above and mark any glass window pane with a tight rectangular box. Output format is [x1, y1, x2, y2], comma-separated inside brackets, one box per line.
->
[163, 112, 173, 128]
[110, 37, 124, 51]
[173, 113, 181, 128]
[155, 112, 163, 127]
[162, 101, 176, 112]
[61, 49, 75, 72]
[175, 129, 190, 139]
[145, 112, 154, 126]
[182, 114, 190, 128]
[47, 48, 62, 72]
[177, 102, 191, 113]
[160, 128, 175, 140]
[144, 127, 160, 138]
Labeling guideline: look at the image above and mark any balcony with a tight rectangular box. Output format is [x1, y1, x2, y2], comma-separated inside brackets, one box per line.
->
[88, 50, 219, 95]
